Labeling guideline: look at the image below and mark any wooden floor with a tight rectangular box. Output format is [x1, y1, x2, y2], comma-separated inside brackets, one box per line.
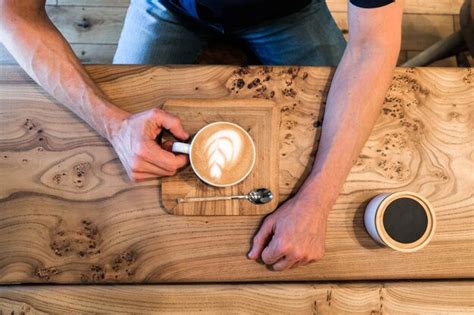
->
[0, 0, 466, 66]
[1, 281, 473, 314]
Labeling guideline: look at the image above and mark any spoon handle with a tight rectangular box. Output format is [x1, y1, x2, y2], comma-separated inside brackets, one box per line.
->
[177, 195, 248, 203]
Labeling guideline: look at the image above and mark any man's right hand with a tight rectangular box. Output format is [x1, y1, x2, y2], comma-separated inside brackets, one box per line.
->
[0, 2, 189, 182]
[108, 108, 190, 181]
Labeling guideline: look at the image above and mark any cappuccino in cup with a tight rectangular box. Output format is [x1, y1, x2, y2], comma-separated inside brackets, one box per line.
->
[364, 191, 436, 252]
[172, 122, 256, 187]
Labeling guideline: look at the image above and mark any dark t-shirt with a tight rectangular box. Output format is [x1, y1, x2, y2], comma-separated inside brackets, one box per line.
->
[159, 0, 394, 28]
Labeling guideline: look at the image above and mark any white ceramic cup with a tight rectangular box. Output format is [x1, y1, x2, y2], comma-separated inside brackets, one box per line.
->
[364, 191, 436, 252]
[171, 121, 256, 187]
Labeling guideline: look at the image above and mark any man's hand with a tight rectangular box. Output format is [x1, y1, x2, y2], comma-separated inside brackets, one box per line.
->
[247, 195, 327, 271]
[108, 108, 189, 181]
[247, 0, 403, 272]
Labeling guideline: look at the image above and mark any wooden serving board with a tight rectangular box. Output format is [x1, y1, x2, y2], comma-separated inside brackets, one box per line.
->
[160, 98, 280, 216]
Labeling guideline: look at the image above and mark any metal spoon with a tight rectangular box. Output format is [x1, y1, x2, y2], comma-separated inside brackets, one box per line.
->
[177, 188, 273, 205]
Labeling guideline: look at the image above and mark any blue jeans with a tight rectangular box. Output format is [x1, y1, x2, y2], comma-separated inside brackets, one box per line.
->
[114, 0, 346, 66]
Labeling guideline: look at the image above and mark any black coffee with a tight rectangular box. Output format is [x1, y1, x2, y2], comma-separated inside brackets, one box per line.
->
[383, 197, 428, 244]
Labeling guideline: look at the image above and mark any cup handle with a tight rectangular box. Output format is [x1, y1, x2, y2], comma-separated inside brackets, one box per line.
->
[171, 142, 191, 155]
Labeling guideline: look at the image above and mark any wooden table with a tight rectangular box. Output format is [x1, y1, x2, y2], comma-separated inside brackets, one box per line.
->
[0, 65, 473, 313]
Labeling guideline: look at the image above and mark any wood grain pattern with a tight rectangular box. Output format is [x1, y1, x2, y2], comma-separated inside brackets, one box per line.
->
[0, 281, 473, 314]
[45, 5, 126, 44]
[0, 65, 472, 284]
[161, 98, 280, 216]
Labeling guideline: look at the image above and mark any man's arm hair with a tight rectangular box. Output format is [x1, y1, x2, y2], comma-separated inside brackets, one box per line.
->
[0, 0, 128, 139]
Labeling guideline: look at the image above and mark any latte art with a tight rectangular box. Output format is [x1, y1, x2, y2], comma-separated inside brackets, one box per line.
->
[190, 122, 255, 186]
[204, 130, 242, 179]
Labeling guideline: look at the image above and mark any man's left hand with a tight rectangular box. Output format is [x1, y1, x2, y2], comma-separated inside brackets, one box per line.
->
[247, 194, 328, 271]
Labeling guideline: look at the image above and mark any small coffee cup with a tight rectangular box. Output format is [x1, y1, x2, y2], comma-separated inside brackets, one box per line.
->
[364, 191, 436, 252]
[171, 121, 256, 187]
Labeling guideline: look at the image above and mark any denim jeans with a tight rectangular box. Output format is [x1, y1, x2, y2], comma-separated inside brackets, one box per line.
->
[113, 0, 346, 66]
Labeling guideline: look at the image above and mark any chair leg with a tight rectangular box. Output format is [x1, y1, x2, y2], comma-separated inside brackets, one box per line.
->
[456, 51, 471, 67]
[402, 31, 465, 67]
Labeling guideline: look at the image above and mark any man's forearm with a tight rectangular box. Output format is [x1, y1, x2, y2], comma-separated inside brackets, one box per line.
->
[0, 4, 127, 140]
[298, 43, 399, 216]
